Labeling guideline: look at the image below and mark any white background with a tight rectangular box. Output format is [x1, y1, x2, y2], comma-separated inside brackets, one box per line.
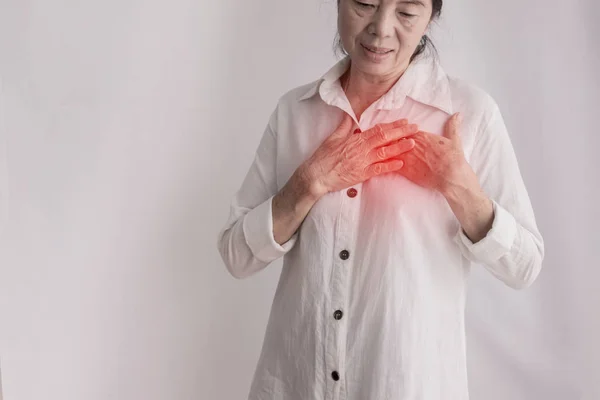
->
[0, 0, 598, 399]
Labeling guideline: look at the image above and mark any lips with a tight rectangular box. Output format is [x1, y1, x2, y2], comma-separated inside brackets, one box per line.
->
[361, 44, 393, 54]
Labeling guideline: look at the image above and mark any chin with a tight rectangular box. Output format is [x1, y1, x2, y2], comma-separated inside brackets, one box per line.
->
[354, 56, 394, 71]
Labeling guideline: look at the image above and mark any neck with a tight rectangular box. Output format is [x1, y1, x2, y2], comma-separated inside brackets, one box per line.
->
[341, 62, 408, 120]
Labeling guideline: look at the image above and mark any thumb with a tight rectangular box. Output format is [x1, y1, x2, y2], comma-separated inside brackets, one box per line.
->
[444, 112, 462, 142]
[335, 112, 355, 137]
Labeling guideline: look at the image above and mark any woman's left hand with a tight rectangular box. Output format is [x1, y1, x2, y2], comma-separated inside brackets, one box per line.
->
[395, 113, 480, 196]
[396, 112, 496, 243]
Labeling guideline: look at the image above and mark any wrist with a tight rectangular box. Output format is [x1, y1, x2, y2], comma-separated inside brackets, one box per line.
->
[296, 164, 328, 200]
[442, 177, 488, 215]
[440, 161, 480, 200]
[443, 179, 494, 243]
[274, 168, 322, 219]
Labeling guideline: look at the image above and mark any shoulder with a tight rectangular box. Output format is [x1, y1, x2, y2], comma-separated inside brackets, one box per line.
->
[254, 79, 323, 146]
[446, 75, 499, 117]
[442, 74, 507, 142]
[437, 72, 512, 158]
[276, 80, 321, 108]
[265, 79, 322, 131]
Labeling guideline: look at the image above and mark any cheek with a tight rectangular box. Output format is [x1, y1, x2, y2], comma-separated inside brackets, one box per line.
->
[396, 21, 428, 48]
[339, 14, 366, 44]
[400, 16, 421, 29]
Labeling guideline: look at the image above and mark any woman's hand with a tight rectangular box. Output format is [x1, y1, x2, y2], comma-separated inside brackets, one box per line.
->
[300, 113, 419, 197]
[395, 113, 480, 196]
[395, 112, 496, 242]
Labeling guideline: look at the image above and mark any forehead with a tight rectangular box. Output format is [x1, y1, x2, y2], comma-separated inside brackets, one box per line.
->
[339, 0, 431, 6]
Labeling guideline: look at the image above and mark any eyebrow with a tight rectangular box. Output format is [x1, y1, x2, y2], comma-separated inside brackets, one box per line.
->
[399, 0, 426, 6]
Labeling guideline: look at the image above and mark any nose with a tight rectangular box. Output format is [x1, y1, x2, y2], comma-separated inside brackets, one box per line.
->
[368, 8, 394, 38]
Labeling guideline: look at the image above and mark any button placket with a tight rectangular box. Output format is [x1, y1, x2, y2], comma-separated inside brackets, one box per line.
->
[325, 184, 361, 399]
[340, 184, 362, 400]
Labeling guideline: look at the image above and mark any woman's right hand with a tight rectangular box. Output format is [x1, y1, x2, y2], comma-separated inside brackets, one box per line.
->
[301, 113, 419, 197]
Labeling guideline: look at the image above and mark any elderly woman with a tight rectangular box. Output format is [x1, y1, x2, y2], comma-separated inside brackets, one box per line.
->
[217, 0, 544, 399]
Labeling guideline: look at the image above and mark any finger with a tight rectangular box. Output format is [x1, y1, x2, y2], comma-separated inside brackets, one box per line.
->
[365, 159, 404, 179]
[361, 119, 408, 138]
[376, 118, 409, 131]
[359, 119, 409, 135]
[368, 138, 415, 164]
[365, 122, 419, 148]
[332, 112, 355, 138]
[443, 112, 461, 141]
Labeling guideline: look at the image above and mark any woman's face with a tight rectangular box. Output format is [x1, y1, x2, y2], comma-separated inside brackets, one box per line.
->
[338, 0, 433, 79]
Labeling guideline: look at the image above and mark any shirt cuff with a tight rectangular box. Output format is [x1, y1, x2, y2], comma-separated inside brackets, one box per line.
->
[454, 200, 517, 264]
[242, 195, 298, 263]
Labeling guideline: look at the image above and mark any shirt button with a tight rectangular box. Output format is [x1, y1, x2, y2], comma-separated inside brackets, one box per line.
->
[339, 250, 350, 260]
[347, 188, 357, 198]
[331, 371, 340, 381]
[333, 310, 343, 320]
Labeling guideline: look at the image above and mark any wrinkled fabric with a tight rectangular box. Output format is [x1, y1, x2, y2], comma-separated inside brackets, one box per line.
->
[217, 54, 544, 400]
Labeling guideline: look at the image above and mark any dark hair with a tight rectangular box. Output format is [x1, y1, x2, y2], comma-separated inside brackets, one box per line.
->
[334, 0, 443, 61]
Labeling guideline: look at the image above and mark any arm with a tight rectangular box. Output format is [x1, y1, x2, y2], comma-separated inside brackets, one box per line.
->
[272, 171, 321, 245]
[216, 108, 318, 279]
[450, 103, 545, 289]
[218, 109, 419, 279]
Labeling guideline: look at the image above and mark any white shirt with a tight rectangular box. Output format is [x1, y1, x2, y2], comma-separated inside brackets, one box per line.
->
[217, 54, 544, 400]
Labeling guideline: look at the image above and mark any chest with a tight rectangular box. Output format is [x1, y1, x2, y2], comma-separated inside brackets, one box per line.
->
[275, 97, 450, 191]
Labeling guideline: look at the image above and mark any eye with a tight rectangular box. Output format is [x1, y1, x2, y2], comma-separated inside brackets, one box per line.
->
[355, 1, 375, 8]
[398, 11, 416, 18]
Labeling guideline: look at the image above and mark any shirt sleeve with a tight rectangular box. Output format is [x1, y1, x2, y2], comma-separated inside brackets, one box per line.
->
[217, 106, 298, 279]
[453, 101, 544, 289]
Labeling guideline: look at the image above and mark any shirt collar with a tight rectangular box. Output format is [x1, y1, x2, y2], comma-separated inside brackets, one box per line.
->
[298, 55, 453, 114]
